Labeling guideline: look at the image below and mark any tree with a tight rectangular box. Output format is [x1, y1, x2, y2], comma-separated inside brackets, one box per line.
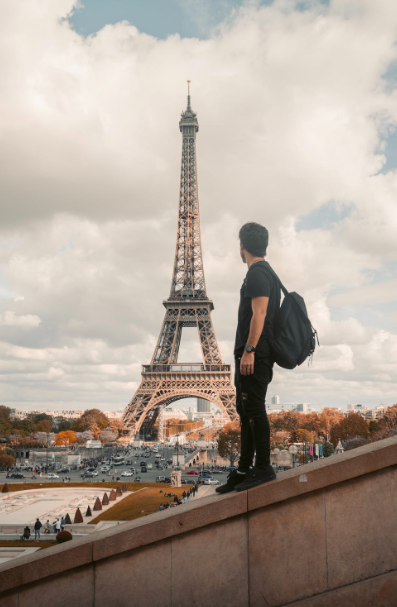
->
[108, 419, 126, 437]
[34, 432, 50, 447]
[217, 422, 241, 466]
[330, 413, 369, 447]
[322, 441, 334, 457]
[377, 405, 397, 434]
[28, 413, 53, 425]
[295, 428, 316, 443]
[0, 454, 15, 468]
[54, 431, 77, 446]
[35, 420, 53, 433]
[100, 428, 117, 443]
[71, 409, 109, 433]
[319, 408, 345, 441]
[55, 417, 72, 432]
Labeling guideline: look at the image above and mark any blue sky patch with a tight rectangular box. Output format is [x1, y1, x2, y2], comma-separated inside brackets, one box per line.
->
[296, 200, 353, 231]
[69, 0, 245, 39]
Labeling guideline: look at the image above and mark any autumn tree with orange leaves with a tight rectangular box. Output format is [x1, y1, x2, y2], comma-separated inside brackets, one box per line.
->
[54, 430, 77, 446]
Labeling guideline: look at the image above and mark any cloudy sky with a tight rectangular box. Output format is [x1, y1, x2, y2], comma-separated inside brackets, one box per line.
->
[1, 0, 397, 413]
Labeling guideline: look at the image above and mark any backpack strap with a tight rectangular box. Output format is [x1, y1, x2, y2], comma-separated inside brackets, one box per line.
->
[259, 261, 289, 297]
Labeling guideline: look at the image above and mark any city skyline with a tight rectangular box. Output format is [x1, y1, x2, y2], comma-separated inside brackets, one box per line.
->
[1, 0, 397, 412]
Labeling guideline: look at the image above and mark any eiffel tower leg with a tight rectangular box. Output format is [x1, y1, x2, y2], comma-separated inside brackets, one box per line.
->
[196, 308, 222, 365]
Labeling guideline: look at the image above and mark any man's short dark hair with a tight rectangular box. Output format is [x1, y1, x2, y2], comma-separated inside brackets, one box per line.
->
[239, 222, 269, 257]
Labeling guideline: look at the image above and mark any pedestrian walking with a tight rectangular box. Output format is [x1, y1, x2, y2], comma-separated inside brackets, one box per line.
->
[216, 222, 278, 495]
[34, 518, 42, 540]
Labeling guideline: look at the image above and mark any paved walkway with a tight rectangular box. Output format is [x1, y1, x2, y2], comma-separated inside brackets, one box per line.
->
[0, 487, 132, 525]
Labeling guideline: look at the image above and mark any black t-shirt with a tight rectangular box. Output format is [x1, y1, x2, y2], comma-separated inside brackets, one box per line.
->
[234, 261, 281, 359]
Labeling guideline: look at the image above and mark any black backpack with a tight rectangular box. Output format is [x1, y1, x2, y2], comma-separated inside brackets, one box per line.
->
[263, 261, 319, 369]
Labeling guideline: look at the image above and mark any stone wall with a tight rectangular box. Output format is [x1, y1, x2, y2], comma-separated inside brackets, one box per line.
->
[1, 437, 397, 606]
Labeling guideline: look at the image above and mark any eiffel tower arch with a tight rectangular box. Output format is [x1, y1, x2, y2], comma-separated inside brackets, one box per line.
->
[122, 85, 237, 439]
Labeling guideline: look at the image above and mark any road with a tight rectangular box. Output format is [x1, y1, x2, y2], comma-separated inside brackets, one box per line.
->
[1, 447, 227, 486]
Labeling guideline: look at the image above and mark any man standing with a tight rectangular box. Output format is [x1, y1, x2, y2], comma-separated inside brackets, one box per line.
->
[34, 518, 42, 540]
[217, 222, 280, 494]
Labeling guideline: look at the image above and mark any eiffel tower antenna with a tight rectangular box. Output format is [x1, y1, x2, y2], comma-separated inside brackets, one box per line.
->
[122, 89, 237, 440]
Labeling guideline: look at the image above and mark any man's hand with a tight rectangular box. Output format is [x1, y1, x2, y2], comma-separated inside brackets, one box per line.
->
[240, 351, 255, 376]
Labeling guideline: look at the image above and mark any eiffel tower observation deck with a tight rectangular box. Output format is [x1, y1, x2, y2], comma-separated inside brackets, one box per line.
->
[122, 84, 237, 440]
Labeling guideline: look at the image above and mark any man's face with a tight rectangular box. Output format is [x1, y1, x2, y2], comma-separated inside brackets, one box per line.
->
[240, 242, 246, 264]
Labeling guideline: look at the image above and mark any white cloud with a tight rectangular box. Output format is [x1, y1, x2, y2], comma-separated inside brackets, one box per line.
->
[0, 0, 397, 411]
[0, 311, 41, 328]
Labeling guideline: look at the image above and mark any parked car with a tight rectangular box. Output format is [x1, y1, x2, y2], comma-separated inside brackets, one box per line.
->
[47, 473, 59, 479]
[156, 476, 166, 482]
[59, 468, 70, 473]
[146, 464, 153, 470]
[141, 467, 147, 473]
[121, 471, 134, 477]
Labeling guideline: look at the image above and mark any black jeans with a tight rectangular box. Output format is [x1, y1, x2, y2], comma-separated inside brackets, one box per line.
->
[235, 356, 273, 470]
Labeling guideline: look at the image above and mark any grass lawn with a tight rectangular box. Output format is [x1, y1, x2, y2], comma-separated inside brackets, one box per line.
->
[0, 540, 58, 549]
[90, 485, 190, 524]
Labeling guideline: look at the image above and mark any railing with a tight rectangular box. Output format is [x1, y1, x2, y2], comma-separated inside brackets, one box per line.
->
[142, 364, 231, 373]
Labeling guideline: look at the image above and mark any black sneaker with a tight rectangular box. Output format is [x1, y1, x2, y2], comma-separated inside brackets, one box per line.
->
[215, 469, 248, 494]
[235, 465, 276, 491]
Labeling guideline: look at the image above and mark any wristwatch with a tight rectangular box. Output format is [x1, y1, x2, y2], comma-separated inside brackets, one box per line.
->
[244, 344, 256, 353]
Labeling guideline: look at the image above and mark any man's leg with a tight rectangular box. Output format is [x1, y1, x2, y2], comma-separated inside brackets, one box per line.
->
[235, 359, 276, 491]
[241, 358, 272, 468]
[215, 359, 253, 494]
[235, 360, 255, 472]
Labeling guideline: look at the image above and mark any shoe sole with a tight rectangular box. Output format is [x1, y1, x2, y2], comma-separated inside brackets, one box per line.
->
[215, 485, 239, 494]
[235, 473, 277, 491]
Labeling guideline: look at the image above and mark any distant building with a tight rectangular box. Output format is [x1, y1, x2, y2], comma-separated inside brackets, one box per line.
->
[197, 398, 211, 413]
[344, 404, 388, 420]
[267, 402, 312, 413]
[85, 440, 102, 449]
[271, 395, 280, 405]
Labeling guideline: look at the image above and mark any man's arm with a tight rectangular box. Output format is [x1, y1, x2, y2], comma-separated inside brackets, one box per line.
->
[240, 296, 269, 376]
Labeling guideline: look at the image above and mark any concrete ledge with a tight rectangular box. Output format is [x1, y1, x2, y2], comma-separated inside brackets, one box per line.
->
[0, 436, 396, 601]
[248, 436, 397, 511]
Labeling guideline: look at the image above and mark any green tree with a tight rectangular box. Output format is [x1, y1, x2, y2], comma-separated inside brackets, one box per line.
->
[55, 417, 72, 432]
[322, 441, 334, 457]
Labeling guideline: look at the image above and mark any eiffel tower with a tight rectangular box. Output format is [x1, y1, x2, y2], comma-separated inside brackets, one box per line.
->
[122, 84, 237, 440]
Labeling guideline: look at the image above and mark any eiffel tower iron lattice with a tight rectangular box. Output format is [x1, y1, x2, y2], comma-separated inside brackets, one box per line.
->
[122, 87, 237, 439]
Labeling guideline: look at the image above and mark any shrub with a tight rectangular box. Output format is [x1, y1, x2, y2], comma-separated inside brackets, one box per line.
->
[64, 513, 72, 525]
[102, 492, 109, 505]
[73, 507, 84, 523]
[93, 496, 102, 511]
[56, 530, 73, 543]
[85, 505, 92, 517]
